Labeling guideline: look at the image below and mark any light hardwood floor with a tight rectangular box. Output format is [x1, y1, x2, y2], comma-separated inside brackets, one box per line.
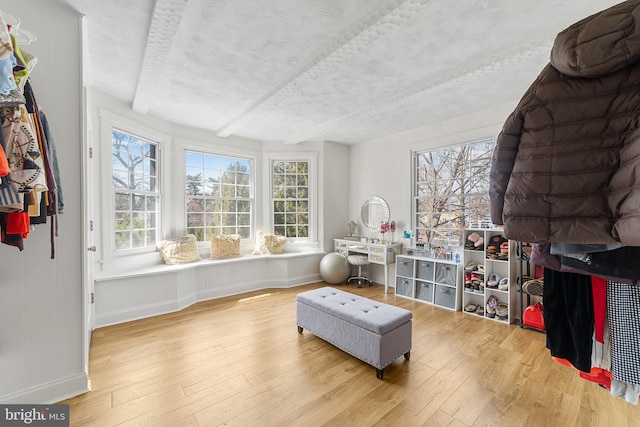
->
[62, 282, 640, 426]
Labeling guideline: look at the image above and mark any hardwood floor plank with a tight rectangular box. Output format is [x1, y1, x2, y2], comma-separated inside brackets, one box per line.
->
[60, 282, 640, 426]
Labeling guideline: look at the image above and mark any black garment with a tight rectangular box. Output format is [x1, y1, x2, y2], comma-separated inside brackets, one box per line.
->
[561, 246, 640, 282]
[543, 268, 593, 373]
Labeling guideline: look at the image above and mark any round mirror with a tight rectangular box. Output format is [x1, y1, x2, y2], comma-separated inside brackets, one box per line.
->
[361, 196, 390, 232]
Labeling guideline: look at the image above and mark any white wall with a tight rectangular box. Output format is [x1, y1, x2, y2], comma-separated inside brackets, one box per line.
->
[320, 141, 349, 252]
[0, 0, 87, 403]
[348, 103, 517, 260]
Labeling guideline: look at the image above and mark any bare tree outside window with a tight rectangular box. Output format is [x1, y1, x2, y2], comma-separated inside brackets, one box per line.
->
[185, 151, 253, 241]
[112, 129, 160, 251]
[414, 140, 493, 247]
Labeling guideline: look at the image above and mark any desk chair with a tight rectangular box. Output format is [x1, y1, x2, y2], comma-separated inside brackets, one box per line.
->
[347, 254, 372, 288]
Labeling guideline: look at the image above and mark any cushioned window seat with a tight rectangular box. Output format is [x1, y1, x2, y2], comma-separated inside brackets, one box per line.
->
[93, 250, 325, 328]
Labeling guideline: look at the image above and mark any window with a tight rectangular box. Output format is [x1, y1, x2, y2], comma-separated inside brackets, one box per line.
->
[111, 129, 160, 251]
[185, 151, 253, 241]
[413, 139, 494, 247]
[271, 160, 309, 238]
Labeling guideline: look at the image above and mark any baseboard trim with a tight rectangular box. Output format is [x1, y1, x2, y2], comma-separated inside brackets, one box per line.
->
[0, 373, 89, 404]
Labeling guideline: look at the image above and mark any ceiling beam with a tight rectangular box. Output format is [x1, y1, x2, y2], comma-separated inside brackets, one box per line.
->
[216, 0, 432, 139]
[132, 0, 189, 114]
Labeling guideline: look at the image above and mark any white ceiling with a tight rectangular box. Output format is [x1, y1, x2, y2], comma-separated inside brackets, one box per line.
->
[53, 0, 622, 145]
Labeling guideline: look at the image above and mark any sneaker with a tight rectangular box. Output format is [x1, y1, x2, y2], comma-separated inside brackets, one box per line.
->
[486, 273, 500, 288]
[464, 303, 478, 313]
[471, 272, 483, 281]
[496, 303, 508, 320]
[486, 295, 499, 318]
[486, 303, 496, 318]
[464, 261, 479, 273]
[498, 277, 509, 291]
[500, 241, 509, 255]
[523, 278, 544, 296]
[467, 232, 481, 244]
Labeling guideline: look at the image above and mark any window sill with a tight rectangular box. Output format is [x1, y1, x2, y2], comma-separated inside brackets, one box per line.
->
[94, 250, 324, 282]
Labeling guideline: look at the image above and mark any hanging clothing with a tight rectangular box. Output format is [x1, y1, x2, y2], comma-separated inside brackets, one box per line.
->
[560, 246, 640, 282]
[607, 281, 640, 386]
[0, 12, 25, 105]
[39, 110, 62, 213]
[0, 122, 9, 176]
[23, 80, 57, 217]
[489, 0, 640, 246]
[543, 268, 594, 373]
[2, 105, 47, 194]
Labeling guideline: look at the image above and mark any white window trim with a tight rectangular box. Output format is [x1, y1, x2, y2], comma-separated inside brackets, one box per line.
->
[97, 109, 171, 267]
[264, 152, 318, 244]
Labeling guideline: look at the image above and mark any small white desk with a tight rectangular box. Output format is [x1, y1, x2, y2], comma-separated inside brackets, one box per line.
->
[334, 238, 402, 293]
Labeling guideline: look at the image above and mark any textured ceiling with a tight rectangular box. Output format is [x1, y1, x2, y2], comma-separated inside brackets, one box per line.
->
[53, 0, 622, 145]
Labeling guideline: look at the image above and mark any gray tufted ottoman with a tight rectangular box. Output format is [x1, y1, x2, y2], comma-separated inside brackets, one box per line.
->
[296, 286, 412, 379]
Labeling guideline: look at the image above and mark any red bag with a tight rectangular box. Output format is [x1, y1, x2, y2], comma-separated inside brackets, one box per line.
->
[523, 302, 545, 330]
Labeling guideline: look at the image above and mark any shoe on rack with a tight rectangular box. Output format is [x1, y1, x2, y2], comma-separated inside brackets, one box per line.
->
[464, 303, 478, 313]
[486, 295, 499, 318]
[486, 303, 496, 318]
[498, 277, 509, 291]
[517, 244, 532, 261]
[500, 241, 509, 255]
[522, 278, 544, 296]
[486, 273, 500, 288]
[496, 303, 508, 320]
[464, 261, 479, 273]
[487, 295, 499, 309]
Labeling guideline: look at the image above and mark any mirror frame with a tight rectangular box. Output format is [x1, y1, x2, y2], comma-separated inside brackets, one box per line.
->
[361, 195, 390, 232]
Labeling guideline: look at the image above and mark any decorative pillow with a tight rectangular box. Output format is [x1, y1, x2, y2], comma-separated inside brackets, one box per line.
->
[157, 234, 201, 265]
[210, 234, 241, 259]
[252, 231, 287, 255]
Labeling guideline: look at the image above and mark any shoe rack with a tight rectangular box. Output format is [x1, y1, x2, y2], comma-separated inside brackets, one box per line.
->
[517, 241, 545, 332]
[461, 228, 518, 323]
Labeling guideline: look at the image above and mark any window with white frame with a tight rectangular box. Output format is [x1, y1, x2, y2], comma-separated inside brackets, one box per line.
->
[185, 151, 253, 241]
[413, 139, 494, 248]
[271, 160, 310, 238]
[111, 129, 160, 251]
